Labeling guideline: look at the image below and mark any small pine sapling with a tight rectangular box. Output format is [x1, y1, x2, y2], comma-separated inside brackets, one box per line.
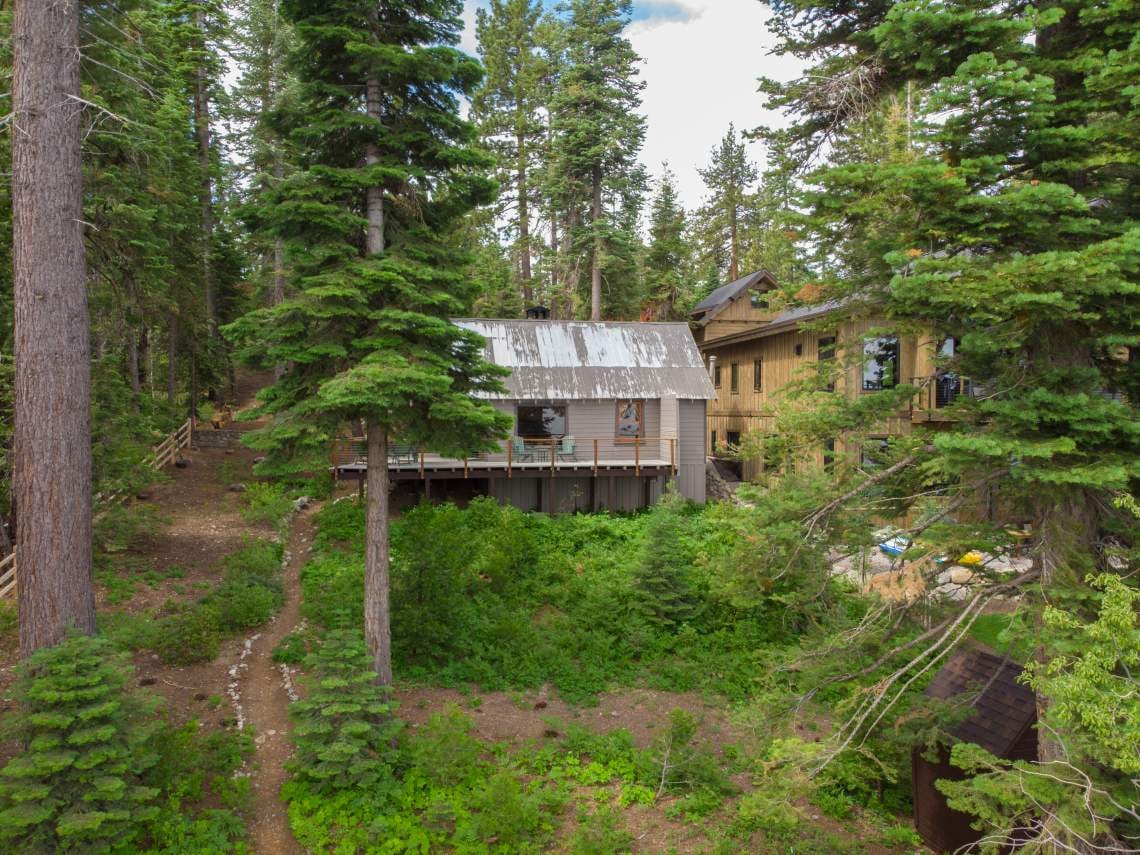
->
[0, 634, 162, 852]
[632, 491, 700, 632]
[287, 629, 402, 794]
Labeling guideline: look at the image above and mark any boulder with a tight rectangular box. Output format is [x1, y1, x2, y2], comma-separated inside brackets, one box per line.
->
[228, 483, 247, 493]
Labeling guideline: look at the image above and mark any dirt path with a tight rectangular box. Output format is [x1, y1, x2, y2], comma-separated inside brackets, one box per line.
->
[241, 509, 313, 855]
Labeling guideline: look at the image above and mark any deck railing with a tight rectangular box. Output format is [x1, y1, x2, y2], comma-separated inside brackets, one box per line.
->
[0, 417, 195, 602]
[331, 435, 679, 479]
[909, 375, 975, 415]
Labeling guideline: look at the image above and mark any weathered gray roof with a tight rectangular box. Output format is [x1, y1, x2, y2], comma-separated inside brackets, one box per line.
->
[691, 269, 776, 320]
[453, 319, 716, 400]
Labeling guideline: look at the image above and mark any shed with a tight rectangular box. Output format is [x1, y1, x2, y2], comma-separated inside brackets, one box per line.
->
[912, 645, 1038, 854]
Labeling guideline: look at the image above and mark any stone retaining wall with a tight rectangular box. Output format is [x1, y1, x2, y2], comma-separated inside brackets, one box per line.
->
[192, 428, 243, 449]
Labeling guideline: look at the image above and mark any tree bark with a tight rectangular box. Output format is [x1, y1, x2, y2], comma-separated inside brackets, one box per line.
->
[364, 420, 393, 686]
[167, 315, 178, 403]
[590, 165, 603, 321]
[365, 77, 385, 257]
[194, 3, 216, 338]
[13, 0, 97, 654]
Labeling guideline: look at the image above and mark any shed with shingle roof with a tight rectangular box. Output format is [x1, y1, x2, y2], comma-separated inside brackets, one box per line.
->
[912, 645, 1038, 854]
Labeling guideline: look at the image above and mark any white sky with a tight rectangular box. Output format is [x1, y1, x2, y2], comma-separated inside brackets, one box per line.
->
[460, 0, 804, 211]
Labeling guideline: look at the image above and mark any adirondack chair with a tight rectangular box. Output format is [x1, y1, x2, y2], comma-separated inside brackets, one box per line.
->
[558, 435, 576, 461]
[511, 436, 532, 461]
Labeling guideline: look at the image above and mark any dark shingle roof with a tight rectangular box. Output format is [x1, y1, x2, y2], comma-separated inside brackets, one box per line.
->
[924, 645, 1037, 757]
[691, 270, 776, 317]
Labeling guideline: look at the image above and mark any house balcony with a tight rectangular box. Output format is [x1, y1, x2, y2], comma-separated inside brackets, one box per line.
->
[909, 375, 977, 422]
[331, 435, 680, 482]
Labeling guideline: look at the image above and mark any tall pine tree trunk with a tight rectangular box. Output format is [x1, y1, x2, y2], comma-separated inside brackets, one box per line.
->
[13, 0, 97, 654]
[363, 72, 393, 686]
[516, 127, 533, 305]
[590, 165, 602, 321]
[167, 315, 178, 403]
[127, 324, 141, 415]
[194, 3, 216, 339]
[364, 420, 392, 687]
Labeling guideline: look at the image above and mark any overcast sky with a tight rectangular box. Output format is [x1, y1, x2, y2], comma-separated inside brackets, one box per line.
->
[459, 0, 805, 211]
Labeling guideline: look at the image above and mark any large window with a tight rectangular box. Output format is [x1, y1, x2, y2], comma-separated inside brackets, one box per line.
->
[516, 404, 567, 438]
[863, 336, 900, 391]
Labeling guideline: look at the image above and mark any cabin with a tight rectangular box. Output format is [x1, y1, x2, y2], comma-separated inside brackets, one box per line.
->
[332, 319, 715, 512]
[913, 645, 1038, 854]
[693, 270, 971, 479]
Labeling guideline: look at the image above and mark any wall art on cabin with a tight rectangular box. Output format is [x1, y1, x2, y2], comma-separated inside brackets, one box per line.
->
[615, 400, 643, 440]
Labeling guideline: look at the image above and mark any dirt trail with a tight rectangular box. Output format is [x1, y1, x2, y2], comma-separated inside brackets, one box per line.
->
[242, 509, 312, 855]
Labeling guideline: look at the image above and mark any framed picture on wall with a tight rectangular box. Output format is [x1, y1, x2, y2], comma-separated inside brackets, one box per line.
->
[615, 399, 643, 440]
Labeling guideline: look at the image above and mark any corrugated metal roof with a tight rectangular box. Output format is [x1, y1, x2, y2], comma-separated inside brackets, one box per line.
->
[453, 319, 716, 400]
[691, 269, 775, 318]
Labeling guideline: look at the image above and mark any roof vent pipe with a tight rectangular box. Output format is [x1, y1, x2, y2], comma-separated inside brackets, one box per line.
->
[707, 355, 717, 380]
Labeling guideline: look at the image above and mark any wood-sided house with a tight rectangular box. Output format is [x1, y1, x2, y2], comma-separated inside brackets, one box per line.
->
[333, 319, 715, 512]
[693, 270, 971, 479]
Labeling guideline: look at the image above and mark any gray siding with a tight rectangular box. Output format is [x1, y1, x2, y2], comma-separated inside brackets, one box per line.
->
[677, 399, 707, 503]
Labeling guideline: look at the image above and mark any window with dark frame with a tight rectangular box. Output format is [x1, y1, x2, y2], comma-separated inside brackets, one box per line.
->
[823, 438, 836, 472]
[726, 430, 741, 447]
[516, 404, 567, 438]
[710, 430, 717, 453]
[750, 290, 767, 309]
[714, 364, 722, 388]
[730, 362, 739, 393]
[863, 336, 900, 391]
[753, 359, 762, 392]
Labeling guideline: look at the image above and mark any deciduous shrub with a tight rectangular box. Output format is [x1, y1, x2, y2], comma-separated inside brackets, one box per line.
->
[154, 604, 221, 665]
[0, 635, 162, 852]
[241, 481, 293, 528]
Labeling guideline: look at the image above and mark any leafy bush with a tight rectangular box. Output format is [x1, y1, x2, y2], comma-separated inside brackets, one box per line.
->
[241, 481, 293, 528]
[209, 577, 282, 632]
[569, 807, 635, 854]
[453, 769, 564, 850]
[223, 538, 283, 582]
[639, 709, 735, 806]
[154, 605, 221, 665]
[0, 634, 162, 852]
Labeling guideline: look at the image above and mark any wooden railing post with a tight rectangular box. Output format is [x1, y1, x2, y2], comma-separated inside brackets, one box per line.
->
[507, 437, 512, 478]
[464, 456, 469, 479]
[419, 445, 425, 480]
[635, 436, 640, 476]
[670, 438, 676, 475]
[550, 437, 556, 473]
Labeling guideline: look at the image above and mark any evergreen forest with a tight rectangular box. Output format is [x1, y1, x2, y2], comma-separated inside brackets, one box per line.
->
[0, 1, 1135, 853]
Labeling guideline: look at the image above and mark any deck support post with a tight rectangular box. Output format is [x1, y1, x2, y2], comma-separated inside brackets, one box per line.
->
[593, 439, 598, 474]
[635, 437, 640, 476]
[507, 439, 512, 478]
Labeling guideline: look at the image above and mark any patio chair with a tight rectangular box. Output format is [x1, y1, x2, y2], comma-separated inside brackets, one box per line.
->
[511, 436, 533, 461]
[558, 435, 576, 461]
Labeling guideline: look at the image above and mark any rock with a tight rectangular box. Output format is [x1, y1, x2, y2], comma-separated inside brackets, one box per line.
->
[949, 566, 979, 585]
[136, 491, 152, 501]
[228, 483, 247, 493]
[253, 455, 266, 464]
[174, 458, 190, 469]
[225, 448, 235, 455]
[293, 496, 311, 511]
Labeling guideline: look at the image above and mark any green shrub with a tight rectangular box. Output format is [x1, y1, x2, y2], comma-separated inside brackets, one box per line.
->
[272, 631, 308, 664]
[569, 807, 635, 854]
[638, 709, 735, 803]
[312, 498, 365, 550]
[288, 629, 402, 794]
[241, 481, 293, 528]
[223, 538, 283, 582]
[406, 707, 484, 788]
[0, 634, 162, 853]
[209, 577, 282, 632]
[154, 605, 221, 665]
[452, 770, 564, 851]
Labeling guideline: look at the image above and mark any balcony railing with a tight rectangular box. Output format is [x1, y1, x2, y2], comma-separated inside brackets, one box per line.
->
[331, 435, 679, 478]
[909, 374, 976, 417]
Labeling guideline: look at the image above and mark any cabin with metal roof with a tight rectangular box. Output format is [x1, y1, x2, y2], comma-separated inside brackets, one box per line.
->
[332, 319, 716, 512]
[912, 645, 1038, 854]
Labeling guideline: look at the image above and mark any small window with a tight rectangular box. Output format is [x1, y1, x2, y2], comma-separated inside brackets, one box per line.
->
[753, 359, 763, 392]
[750, 290, 767, 309]
[615, 400, 644, 440]
[714, 364, 722, 388]
[730, 363, 739, 393]
[794, 342, 803, 356]
[819, 336, 837, 392]
[710, 430, 717, 452]
[517, 404, 567, 438]
[863, 336, 900, 391]
[726, 430, 741, 448]
[823, 438, 836, 472]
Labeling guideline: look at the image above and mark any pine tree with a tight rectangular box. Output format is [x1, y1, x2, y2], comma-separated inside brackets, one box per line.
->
[697, 124, 758, 282]
[472, 0, 549, 309]
[226, 0, 512, 685]
[547, 0, 646, 320]
[12, 0, 97, 653]
[763, 1, 1140, 848]
[644, 165, 691, 320]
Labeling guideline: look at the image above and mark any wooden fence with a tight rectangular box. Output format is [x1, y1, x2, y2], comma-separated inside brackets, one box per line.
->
[0, 417, 194, 602]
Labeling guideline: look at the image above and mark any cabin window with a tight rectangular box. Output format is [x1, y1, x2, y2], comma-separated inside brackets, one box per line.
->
[714, 364, 722, 388]
[819, 336, 837, 392]
[730, 363, 739, 393]
[861, 437, 891, 468]
[823, 438, 836, 472]
[794, 342, 804, 356]
[615, 399, 644, 440]
[863, 336, 900, 391]
[750, 290, 767, 309]
[726, 430, 741, 447]
[516, 404, 567, 438]
[753, 359, 763, 392]
[710, 430, 717, 452]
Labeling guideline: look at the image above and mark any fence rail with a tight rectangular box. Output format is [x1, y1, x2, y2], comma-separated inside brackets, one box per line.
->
[0, 417, 194, 601]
